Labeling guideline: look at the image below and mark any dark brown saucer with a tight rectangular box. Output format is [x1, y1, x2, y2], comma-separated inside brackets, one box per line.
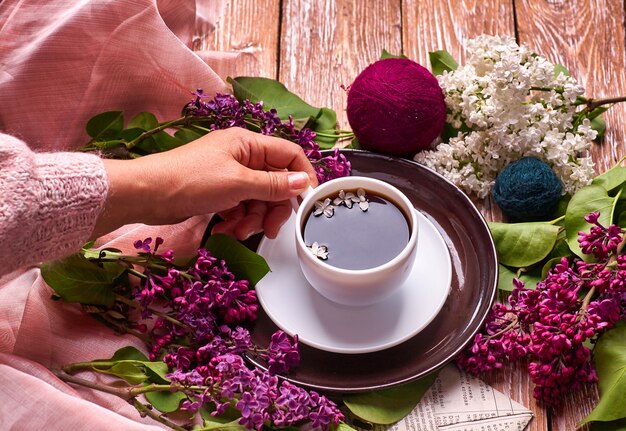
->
[245, 149, 497, 393]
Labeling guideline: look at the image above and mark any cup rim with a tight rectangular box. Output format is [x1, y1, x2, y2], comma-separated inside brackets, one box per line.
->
[295, 176, 418, 275]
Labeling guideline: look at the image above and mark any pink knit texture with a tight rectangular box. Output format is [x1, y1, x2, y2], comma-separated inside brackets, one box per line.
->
[0, 134, 108, 275]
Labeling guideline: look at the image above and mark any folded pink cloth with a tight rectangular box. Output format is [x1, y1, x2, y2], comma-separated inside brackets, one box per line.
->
[0, 0, 237, 428]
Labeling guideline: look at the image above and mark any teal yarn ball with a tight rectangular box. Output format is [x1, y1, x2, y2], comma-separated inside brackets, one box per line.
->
[492, 157, 563, 221]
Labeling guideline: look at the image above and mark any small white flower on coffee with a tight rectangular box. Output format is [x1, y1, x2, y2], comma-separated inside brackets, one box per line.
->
[333, 189, 360, 208]
[356, 188, 369, 211]
[333, 190, 355, 208]
[308, 242, 329, 260]
[313, 198, 335, 218]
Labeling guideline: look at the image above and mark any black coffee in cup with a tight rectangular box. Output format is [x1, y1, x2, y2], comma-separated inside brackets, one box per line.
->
[302, 188, 411, 270]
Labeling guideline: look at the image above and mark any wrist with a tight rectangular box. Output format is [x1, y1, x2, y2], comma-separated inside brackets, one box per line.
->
[93, 158, 151, 238]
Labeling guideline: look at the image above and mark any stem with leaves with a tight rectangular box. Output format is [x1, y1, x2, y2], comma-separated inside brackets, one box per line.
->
[53, 371, 188, 431]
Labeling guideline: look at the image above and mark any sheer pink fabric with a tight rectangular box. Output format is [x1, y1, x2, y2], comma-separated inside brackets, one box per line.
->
[0, 0, 239, 428]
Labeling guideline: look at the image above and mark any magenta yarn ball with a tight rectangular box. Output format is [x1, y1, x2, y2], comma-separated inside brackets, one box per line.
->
[347, 58, 446, 156]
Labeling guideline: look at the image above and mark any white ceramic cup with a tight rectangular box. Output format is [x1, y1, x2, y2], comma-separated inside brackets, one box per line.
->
[292, 176, 419, 307]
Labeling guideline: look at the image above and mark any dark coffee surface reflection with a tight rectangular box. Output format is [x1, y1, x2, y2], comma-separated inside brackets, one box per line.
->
[302, 192, 410, 270]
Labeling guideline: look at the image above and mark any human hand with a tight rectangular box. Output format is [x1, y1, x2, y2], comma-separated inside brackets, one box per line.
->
[95, 127, 318, 239]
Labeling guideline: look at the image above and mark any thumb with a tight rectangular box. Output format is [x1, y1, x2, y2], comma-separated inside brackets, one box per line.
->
[244, 170, 311, 201]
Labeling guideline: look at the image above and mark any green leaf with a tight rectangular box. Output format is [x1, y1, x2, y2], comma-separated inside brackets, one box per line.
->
[380, 49, 407, 59]
[588, 106, 609, 121]
[497, 265, 541, 291]
[346, 137, 361, 149]
[153, 131, 184, 151]
[488, 222, 561, 267]
[334, 424, 358, 431]
[590, 418, 626, 431]
[204, 234, 270, 286]
[120, 127, 144, 142]
[541, 256, 564, 279]
[86, 111, 124, 140]
[565, 184, 619, 259]
[93, 362, 147, 385]
[228, 76, 321, 120]
[498, 264, 518, 291]
[343, 372, 437, 425]
[133, 136, 157, 154]
[581, 323, 626, 424]
[292, 117, 314, 131]
[40, 254, 123, 306]
[200, 403, 240, 423]
[553, 63, 570, 78]
[175, 127, 204, 144]
[592, 164, 626, 193]
[128, 112, 159, 131]
[591, 114, 607, 141]
[195, 419, 248, 431]
[551, 195, 572, 220]
[143, 361, 171, 384]
[145, 390, 186, 413]
[518, 270, 543, 290]
[618, 211, 626, 228]
[110, 346, 149, 362]
[428, 50, 458, 75]
[440, 121, 471, 143]
[312, 107, 339, 148]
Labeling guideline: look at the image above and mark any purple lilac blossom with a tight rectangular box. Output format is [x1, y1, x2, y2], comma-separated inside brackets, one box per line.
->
[184, 91, 351, 184]
[458, 213, 626, 405]
[166, 353, 344, 431]
[124, 237, 343, 429]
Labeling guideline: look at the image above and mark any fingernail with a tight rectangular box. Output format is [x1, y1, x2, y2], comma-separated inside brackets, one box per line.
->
[288, 172, 309, 191]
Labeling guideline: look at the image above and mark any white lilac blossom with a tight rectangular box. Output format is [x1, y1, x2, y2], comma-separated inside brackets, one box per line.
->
[330, 189, 369, 211]
[308, 242, 329, 260]
[414, 35, 596, 198]
[333, 189, 359, 208]
[313, 198, 335, 217]
[356, 188, 369, 211]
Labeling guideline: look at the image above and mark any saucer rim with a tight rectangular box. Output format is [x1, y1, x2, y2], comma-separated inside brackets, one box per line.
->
[241, 149, 498, 393]
[255, 209, 452, 354]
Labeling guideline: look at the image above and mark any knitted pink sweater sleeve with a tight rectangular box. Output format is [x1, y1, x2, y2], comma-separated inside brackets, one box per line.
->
[0, 133, 108, 275]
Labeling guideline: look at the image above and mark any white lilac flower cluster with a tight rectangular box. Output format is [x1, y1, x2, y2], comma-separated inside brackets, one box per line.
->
[414, 35, 596, 198]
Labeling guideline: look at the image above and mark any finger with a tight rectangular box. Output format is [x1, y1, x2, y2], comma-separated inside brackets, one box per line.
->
[240, 169, 311, 202]
[243, 134, 319, 187]
[211, 219, 239, 237]
[262, 201, 293, 239]
[233, 200, 268, 240]
[212, 203, 247, 237]
[217, 202, 246, 221]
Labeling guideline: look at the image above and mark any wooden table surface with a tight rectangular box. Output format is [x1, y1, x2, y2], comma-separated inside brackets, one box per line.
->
[202, 1, 626, 430]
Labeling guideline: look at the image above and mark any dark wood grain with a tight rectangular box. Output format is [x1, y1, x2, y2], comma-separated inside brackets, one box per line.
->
[279, 0, 402, 130]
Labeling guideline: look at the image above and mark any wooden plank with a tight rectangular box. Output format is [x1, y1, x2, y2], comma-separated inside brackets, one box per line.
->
[402, 2, 547, 431]
[402, 0, 516, 67]
[197, 0, 280, 79]
[514, 1, 626, 429]
[279, 0, 403, 130]
[515, 0, 626, 175]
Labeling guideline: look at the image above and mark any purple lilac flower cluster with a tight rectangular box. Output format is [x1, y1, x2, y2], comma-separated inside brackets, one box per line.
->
[457, 212, 626, 405]
[168, 353, 343, 431]
[125, 237, 344, 430]
[184, 90, 351, 184]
